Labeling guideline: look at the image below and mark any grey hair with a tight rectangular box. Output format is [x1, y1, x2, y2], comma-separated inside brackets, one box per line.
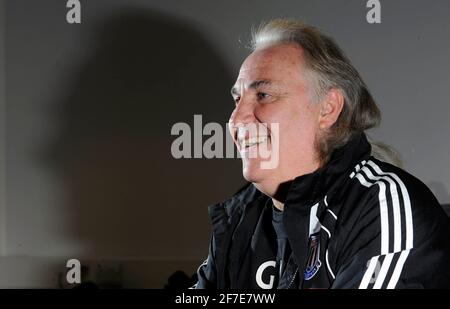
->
[250, 19, 400, 166]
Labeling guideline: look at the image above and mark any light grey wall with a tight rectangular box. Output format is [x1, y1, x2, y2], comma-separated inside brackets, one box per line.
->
[2, 0, 450, 287]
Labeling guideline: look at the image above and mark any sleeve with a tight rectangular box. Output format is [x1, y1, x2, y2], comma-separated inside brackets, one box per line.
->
[191, 235, 218, 289]
[331, 175, 450, 289]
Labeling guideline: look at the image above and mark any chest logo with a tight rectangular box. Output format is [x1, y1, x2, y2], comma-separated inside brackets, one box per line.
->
[304, 234, 322, 280]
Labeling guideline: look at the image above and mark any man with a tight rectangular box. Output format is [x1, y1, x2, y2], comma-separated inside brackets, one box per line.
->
[193, 19, 450, 289]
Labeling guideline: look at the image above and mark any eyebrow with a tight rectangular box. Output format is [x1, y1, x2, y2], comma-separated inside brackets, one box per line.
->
[230, 79, 272, 96]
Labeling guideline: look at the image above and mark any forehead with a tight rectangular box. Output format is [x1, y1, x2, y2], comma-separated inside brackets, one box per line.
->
[236, 43, 305, 83]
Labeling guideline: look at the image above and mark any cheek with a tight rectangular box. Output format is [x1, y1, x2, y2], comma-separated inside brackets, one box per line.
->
[294, 101, 320, 128]
[253, 101, 320, 142]
[253, 103, 282, 126]
[281, 105, 320, 145]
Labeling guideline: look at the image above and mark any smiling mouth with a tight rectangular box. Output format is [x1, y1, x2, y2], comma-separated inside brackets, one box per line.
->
[235, 124, 272, 152]
[240, 135, 269, 150]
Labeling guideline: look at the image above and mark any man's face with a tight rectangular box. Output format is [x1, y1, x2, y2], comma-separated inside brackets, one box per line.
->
[229, 43, 322, 197]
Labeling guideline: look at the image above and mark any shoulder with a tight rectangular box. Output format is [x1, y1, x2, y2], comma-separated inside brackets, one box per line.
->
[347, 157, 449, 250]
[350, 157, 443, 215]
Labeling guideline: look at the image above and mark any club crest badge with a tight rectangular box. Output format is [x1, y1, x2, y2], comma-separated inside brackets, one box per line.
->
[304, 233, 322, 280]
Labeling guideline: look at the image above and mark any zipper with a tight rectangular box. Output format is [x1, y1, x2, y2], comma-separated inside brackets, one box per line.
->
[287, 267, 299, 289]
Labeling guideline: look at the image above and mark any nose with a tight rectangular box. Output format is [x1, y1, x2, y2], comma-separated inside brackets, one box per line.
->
[229, 95, 257, 139]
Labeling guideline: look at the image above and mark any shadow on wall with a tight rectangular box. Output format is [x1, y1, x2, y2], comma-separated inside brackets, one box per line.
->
[41, 8, 243, 287]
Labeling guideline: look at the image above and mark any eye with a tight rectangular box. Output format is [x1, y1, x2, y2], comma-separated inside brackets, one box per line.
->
[257, 92, 270, 101]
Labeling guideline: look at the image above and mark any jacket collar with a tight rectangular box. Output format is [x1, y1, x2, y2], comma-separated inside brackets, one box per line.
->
[284, 132, 372, 207]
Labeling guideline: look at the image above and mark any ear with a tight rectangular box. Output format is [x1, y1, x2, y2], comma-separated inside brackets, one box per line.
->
[318, 88, 344, 130]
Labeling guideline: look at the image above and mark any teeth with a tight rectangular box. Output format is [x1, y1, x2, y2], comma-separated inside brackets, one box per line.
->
[242, 136, 268, 148]
[237, 127, 247, 141]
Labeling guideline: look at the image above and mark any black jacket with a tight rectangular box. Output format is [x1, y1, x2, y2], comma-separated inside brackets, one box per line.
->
[194, 133, 450, 289]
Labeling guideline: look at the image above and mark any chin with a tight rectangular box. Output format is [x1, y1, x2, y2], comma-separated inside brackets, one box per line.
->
[242, 159, 263, 182]
[242, 163, 276, 197]
[252, 182, 276, 199]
